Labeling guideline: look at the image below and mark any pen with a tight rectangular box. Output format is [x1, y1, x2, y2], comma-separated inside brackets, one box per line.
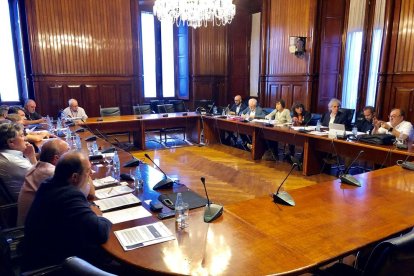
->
[108, 187, 114, 194]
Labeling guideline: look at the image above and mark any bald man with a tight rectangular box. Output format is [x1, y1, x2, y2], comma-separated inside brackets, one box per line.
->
[24, 99, 46, 125]
[62, 98, 88, 122]
[24, 152, 110, 271]
[229, 95, 247, 116]
[17, 139, 71, 225]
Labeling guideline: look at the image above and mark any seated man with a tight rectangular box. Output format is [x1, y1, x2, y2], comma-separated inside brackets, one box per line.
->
[241, 98, 266, 119]
[23, 152, 111, 271]
[355, 106, 375, 133]
[228, 95, 247, 116]
[0, 105, 10, 123]
[23, 99, 46, 125]
[17, 139, 71, 226]
[372, 108, 413, 142]
[62, 98, 88, 122]
[0, 123, 37, 201]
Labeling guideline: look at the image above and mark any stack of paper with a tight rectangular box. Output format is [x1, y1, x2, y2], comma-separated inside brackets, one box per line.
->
[93, 176, 118, 188]
[103, 206, 152, 224]
[94, 193, 141, 212]
[95, 185, 133, 199]
[115, 222, 175, 251]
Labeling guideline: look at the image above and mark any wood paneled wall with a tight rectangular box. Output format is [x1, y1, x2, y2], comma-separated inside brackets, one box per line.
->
[381, 0, 414, 122]
[25, 0, 138, 117]
[259, 0, 318, 109]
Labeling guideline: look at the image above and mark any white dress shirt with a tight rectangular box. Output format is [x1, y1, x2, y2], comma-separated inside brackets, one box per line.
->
[62, 106, 88, 121]
[377, 120, 414, 140]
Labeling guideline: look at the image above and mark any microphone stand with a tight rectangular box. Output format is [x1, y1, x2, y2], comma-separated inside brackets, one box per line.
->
[144, 153, 174, 190]
[273, 163, 297, 206]
[200, 177, 223, 222]
[339, 150, 364, 187]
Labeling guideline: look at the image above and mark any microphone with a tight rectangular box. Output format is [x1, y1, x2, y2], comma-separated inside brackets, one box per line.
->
[200, 177, 223, 222]
[144, 153, 174, 190]
[298, 114, 313, 133]
[339, 150, 364, 187]
[273, 163, 297, 206]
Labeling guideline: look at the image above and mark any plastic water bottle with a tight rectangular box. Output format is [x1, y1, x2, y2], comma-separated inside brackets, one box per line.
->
[66, 128, 72, 144]
[112, 151, 120, 176]
[316, 120, 321, 132]
[213, 106, 217, 114]
[56, 117, 62, 130]
[175, 193, 188, 229]
[352, 126, 358, 136]
[75, 135, 82, 150]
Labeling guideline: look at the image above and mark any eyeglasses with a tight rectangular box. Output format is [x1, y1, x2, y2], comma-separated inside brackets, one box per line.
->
[389, 115, 401, 118]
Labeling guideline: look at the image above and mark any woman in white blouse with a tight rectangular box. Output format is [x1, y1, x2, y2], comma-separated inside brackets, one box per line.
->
[265, 99, 292, 124]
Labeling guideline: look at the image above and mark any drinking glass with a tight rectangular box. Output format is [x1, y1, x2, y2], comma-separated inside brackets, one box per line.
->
[86, 142, 94, 155]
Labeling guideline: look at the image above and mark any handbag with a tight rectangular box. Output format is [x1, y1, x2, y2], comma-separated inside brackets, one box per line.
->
[358, 134, 395, 145]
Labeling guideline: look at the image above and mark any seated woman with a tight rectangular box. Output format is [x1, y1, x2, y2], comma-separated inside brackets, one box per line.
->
[288, 103, 311, 168]
[265, 99, 291, 123]
[263, 99, 291, 161]
[321, 98, 347, 127]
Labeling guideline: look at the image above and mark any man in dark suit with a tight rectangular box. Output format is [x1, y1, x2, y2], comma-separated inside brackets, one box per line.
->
[23, 151, 112, 271]
[355, 106, 375, 133]
[321, 98, 348, 127]
[229, 95, 247, 116]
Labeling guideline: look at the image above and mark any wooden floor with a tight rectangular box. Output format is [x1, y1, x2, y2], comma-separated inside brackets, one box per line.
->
[131, 144, 335, 206]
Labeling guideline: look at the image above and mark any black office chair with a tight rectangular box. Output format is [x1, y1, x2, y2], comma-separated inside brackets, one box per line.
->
[263, 107, 274, 116]
[149, 100, 165, 113]
[133, 105, 152, 115]
[21, 256, 116, 276]
[99, 106, 121, 117]
[156, 104, 175, 114]
[339, 108, 355, 130]
[170, 100, 187, 112]
[99, 106, 130, 147]
[0, 226, 24, 276]
[315, 230, 414, 276]
[309, 113, 322, 126]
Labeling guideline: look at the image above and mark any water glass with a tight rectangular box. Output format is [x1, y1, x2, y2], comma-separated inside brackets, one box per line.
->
[175, 203, 189, 229]
[86, 142, 94, 155]
[92, 141, 99, 154]
[134, 178, 144, 191]
[104, 154, 113, 166]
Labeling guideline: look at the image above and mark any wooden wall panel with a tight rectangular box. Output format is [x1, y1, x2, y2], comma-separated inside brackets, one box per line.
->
[394, 0, 414, 72]
[266, 0, 315, 75]
[191, 26, 228, 75]
[26, 0, 134, 75]
[392, 85, 414, 120]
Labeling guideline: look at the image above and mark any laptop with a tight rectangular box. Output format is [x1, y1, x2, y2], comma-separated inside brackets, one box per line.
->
[329, 123, 346, 138]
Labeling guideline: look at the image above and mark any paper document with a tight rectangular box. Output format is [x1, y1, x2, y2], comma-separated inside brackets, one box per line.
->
[309, 130, 328, 136]
[291, 126, 316, 131]
[115, 222, 175, 251]
[94, 193, 140, 212]
[93, 176, 118, 188]
[103, 206, 151, 224]
[95, 185, 133, 199]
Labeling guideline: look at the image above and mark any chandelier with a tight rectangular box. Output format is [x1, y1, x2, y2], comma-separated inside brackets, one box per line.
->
[153, 0, 236, 28]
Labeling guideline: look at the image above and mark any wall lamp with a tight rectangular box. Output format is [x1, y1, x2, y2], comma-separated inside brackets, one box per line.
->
[289, 36, 306, 58]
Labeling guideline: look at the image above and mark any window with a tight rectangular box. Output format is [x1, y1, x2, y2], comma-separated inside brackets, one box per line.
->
[0, 0, 22, 102]
[140, 12, 189, 99]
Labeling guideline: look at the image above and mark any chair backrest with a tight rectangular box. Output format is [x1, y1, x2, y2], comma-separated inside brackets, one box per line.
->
[171, 100, 186, 112]
[133, 105, 152, 115]
[339, 108, 355, 129]
[363, 231, 414, 276]
[263, 107, 274, 116]
[309, 113, 322, 126]
[100, 107, 120, 117]
[150, 100, 164, 113]
[157, 104, 174, 113]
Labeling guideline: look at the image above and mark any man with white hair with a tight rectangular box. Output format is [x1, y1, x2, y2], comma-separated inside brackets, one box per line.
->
[62, 98, 88, 122]
[241, 98, 266, 119]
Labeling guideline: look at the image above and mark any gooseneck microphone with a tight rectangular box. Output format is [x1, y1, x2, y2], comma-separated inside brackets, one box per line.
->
[273, 163, 297, 206]
[144, 153, 174, 190]
[339, 150, 364, 187]
[200, 177, 223, 222]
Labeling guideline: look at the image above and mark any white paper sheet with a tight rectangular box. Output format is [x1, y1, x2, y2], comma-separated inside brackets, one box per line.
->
[94, 193, 140, 212]
[95, 186, 133, 199]
[103, 206, 152, 224]
[114, 222, 175, 251]
[93, 176, 118, 188]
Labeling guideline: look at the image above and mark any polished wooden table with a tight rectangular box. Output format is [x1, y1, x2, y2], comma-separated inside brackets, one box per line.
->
[101, 163, 414, 275]
[202, 116, 414, 175]
[81, 112, 201, 150]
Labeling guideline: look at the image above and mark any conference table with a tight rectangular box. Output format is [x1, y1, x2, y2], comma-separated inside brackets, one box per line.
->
[81, 112, 201, 150]
[75, 119, 414, 275]
[201, 116, 414, 175]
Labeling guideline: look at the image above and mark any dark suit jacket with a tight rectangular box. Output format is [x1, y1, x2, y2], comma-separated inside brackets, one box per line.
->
[230, 103, 247, 116]
[241, 106, 266, 119]
[292, 110, 312, 125]
[321, 111, 348, 127]
[23, 178, 112, 270]
[355, 117, 374, 133]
